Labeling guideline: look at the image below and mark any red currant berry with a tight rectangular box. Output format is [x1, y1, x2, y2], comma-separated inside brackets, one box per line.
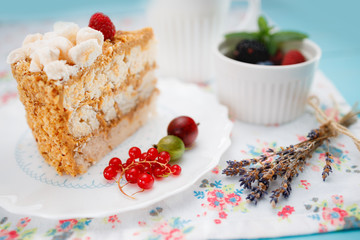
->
[139, 152, 148, 161]
[137, 173, 154, 189]
[128, 147, 141, 159]
[125, 167, 141, 183]
[153, 167, 164, 178]
[171, 164, 182, 175]
[142, 164, 152, 175]
[161, 168, 171, 177]
[122, 162, 128, 169]
[147, 147, 158, 160]
[165, 164, 172, 175]
[126, 158, 135, 166]
[108, 157, 122, 170]
[136, 164, 145, 173]
[158, 151, 171, 164]
[103, 166, 118, 180]
[151, 162, 162, 171]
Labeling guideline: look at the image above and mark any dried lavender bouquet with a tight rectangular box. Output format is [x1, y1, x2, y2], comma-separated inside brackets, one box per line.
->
[223, 97, 360, 207]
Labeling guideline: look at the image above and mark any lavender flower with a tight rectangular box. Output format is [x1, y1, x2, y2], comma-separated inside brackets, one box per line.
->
[322, 152, 334, 181]
[223, 106, 360, 207]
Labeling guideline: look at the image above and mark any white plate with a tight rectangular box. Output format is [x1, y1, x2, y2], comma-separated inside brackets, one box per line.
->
[0, 79, 233, 219]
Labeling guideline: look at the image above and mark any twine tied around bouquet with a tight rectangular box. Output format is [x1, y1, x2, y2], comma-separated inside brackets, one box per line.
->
[308, 96, 360, 152]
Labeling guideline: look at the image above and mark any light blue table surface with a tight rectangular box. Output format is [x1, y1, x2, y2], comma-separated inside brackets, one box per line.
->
[0, 0, 359, 239]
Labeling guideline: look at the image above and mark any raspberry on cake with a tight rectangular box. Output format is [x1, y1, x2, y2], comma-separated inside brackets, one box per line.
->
[7, 14, 157, 176]
[89, 12, 116, 40]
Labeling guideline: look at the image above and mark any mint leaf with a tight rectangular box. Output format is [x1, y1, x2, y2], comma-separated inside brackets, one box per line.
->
[258, 16, 269, 34]
[225, 32, 259, 40]
[267, 38, 278, 56]
[271, 31, 308, 43]
[223, 16, 308, 58]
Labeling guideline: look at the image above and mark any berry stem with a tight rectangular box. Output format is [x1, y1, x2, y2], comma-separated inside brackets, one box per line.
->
[117, 175, 135, 199]
[131, 189, 145, 197]
[116, 160, 172, 199]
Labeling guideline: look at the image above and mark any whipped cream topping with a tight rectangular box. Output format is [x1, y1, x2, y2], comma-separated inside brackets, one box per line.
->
[7, 22, 104, 82]
[69, 39, 102, 68]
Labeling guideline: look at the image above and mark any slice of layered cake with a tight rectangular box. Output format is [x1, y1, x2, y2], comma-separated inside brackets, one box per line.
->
[7, 13, 157, 176]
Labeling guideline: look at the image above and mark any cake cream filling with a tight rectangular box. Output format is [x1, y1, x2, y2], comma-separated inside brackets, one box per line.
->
[114, 85, 137, 115]
[74, 92, 157, 170]
[106, 54, 127, 88]
[67, 69, 156, 139]
[126, 39, 156, 75]
[63, 40, 156, 111]
[73, 72, 157, 168]
[68, 105, 100, 138]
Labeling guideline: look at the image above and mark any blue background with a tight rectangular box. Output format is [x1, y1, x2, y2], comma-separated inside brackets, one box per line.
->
[0, 0, 359, 239]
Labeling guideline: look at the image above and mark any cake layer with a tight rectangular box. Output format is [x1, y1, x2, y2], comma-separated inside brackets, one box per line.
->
[74, 90, 158, 172]
[11, 27, 157, 176]
[67, 67, 157, 139]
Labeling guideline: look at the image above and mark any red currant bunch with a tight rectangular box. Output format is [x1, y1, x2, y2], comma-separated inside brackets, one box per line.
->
[102, 116, 198, 199]
[103, 146, 182, 198]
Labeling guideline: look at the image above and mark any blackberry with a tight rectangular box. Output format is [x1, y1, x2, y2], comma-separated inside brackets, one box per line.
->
[233, 39, 269, 64]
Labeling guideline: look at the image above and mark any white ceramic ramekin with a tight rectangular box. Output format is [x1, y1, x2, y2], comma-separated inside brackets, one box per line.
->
[213, 39, 321, 125]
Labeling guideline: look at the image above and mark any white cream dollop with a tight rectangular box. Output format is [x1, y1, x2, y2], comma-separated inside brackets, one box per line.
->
[7, 21, 104, 82]
[29, 47, 60, 72]
[22, 40, 49, 56]
[6, 48, 26, 64]
[53, 22, 79, 45]
[44, 60, 77, 80]
[76, 27, 104, 46]
[22, 33, 43, 46]
[69, 39, 102, 68]
[48, 36, 74, 62]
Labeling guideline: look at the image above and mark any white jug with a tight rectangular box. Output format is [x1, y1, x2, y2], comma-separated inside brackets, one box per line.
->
[147, 0, 261, 83]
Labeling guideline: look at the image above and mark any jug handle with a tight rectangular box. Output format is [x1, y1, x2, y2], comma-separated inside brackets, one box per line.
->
[234, 0, 261, 31]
